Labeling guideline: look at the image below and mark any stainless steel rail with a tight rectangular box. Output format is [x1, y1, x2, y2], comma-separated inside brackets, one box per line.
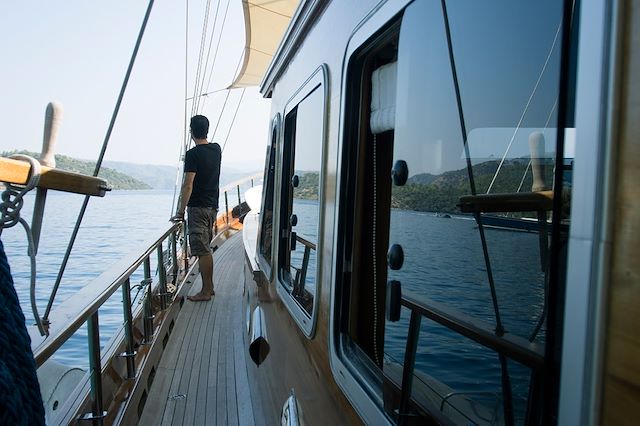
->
[27, 176, 260, 424]
[395, 290, 545, 423]
[30, 222, 182, 365]
[292, 233, 316, 297]
[401, 292, 544, 369]
[30, 177, 261, 363]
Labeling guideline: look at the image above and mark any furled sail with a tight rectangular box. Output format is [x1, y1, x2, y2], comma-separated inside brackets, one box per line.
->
[229, 0, 300, 88]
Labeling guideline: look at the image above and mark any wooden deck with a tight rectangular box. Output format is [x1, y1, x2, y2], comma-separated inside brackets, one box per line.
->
[139, 232, 255, 425]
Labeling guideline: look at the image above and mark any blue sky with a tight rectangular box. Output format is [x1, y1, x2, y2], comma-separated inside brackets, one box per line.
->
[0, 1, 271, 171]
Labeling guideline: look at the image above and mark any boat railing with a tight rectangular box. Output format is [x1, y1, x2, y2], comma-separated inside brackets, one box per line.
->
[29, 174, 261, 423]
[392, 290, 544, 425]
[218, 172, 262, 226]
[30, 221, 184, 421]
[291, 233, 316, 297]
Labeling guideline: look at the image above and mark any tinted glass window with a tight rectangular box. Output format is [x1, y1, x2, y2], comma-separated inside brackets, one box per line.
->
[339, 0, 571, 424]
[280, 85, 324, 317]
[387, 0, 566, 422]
[258, 120, 278, 270]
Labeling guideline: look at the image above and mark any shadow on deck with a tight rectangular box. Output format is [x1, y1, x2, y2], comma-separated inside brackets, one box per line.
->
[139, 233, 254, 425]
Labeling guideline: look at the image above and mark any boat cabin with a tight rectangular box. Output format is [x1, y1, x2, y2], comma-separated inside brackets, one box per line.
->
[241, 0, 640, 424]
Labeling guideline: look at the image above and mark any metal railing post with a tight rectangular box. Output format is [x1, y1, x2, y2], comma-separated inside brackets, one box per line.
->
[142, 257, 154, 344]
[120, 278, 136, 379]
[171, 230, 178, 283]
[251, 178, 254, 187]
[398, 311, 421, 425]
[182, 222, 189, 270]
[225, 191, 229, 225]
[298, 245, 311, 296]
[81, 312, 106, 424]
[237, 184, 241, 207]
[156, 245, 168, 310]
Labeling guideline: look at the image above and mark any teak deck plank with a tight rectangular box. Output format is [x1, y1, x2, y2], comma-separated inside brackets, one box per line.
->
[144, 279, 200, 425]
[140, 234, 252, 425]
[183, 299, 215, 426]
[204, 303, 222, 424]
[193, 295, 219, 426]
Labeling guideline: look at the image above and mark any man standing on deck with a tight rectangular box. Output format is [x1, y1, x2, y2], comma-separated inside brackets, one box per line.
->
[172, 115, 221, 302]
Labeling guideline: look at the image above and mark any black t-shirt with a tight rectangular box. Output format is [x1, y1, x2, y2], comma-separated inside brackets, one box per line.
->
[184, 143, 221, 208]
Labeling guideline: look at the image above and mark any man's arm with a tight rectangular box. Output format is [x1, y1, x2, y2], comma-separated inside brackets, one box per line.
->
[173, 172, 195, 220]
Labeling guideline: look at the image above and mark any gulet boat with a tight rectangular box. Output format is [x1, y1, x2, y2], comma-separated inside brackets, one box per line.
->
[1, 0, 639, 425]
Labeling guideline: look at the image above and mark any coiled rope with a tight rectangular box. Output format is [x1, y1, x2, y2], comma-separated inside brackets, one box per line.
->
[1, 159, 46, 424]
[0, 155, 46, 335]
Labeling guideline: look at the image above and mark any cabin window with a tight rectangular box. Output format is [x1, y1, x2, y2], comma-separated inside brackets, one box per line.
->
[337, 0, 572, 424]
[257, 114, 280, 277]
[277, 67, 327, 334]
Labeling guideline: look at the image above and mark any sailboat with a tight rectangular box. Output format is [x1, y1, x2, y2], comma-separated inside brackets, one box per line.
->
[1, 0, 639, 425]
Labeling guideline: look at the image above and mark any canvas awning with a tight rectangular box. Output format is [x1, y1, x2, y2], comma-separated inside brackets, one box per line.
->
[229, 0, 299, 88]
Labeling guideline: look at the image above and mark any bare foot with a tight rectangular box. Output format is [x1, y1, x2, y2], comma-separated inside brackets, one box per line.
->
[187, 292, 213, 302]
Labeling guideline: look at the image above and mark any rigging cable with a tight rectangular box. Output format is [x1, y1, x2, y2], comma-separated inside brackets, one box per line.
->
[200, 0, 233, 112]
[209, 54, 249, 140]
[43, 0, 156, 324]
[440, 1, 513, 423]
[526, 96, 559, 342]
[172, 0, 192, 217]
[190, 0, 214, 118]
[211, 89, 232, 140]
[221, 88, 246, 153]
[486, 20, 563, 194]
[195, 0, 225, 113]
[195, 0, 223, 114]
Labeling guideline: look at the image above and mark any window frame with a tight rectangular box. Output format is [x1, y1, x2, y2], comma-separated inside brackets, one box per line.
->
[257, 113, 281, 280]
[276, 64, 329, 338]
[330, 1, 576, 424]
[328, 1, 412, 424]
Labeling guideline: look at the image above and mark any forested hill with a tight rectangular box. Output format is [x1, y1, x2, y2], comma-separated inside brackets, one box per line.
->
[294, 159, 553, 214]
[3, 151, 261, 190]
[2, 150, 151, 190]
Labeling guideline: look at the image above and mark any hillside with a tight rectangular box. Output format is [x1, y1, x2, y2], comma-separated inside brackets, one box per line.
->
[104, 160, 176, 190]
[2, 150, 151, 190]
[104, 161, 258, 190]
[294, 159, 553, 215]
[3, 150, 261, 191]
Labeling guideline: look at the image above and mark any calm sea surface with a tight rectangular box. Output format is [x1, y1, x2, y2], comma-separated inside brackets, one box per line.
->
[2, 190, 176, 367]
[4, 192, 543, 421]
[291, 200, 545, 422]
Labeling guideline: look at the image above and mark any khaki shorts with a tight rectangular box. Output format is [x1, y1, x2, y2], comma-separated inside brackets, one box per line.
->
[187, 207, 217, 256]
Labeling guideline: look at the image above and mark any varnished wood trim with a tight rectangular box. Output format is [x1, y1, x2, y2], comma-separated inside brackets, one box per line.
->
[601, 0, 640, 423]
[0, 156, 109, 196]
[458, 190, 554, 213]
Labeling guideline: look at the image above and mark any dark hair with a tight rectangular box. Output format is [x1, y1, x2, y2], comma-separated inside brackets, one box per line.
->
[190, 115, 209, 139]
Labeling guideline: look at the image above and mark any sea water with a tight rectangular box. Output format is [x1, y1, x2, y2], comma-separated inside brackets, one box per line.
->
[2, 190, 176, 366]
[4, 192, 543, 421]
[3, 184, 255, 368]
[289, 200, 545, 422]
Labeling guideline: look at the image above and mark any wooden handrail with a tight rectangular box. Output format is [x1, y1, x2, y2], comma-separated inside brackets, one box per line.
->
[458, 190, 553, 213]
[0, 156, 110, 197]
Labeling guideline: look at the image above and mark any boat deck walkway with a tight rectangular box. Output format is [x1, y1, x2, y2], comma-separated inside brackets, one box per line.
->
[139, 232, 255, 425]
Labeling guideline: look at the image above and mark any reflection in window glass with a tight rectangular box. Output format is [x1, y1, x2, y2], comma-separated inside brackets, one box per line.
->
[386, 0, 565, 423]
[258, 123, 278, 269]
[280, 86, 323, 317]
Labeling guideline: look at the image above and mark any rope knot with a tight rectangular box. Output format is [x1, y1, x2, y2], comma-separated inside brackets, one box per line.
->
[0, 154, 47, 335]
[0, 190, 25, 229]
[1, 155, 41, 233]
